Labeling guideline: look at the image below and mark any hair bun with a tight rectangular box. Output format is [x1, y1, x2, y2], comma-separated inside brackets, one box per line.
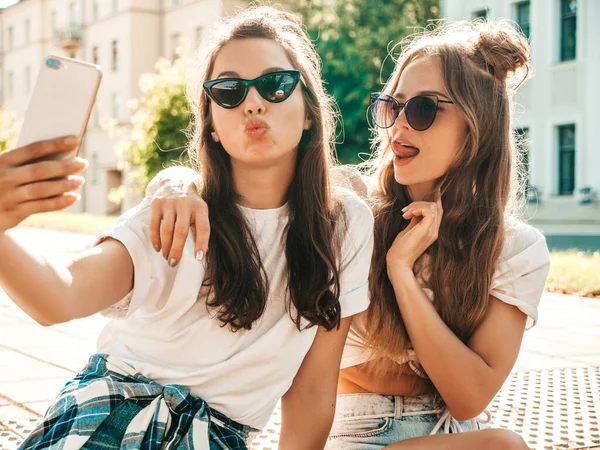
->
[475, 20, 530, 84]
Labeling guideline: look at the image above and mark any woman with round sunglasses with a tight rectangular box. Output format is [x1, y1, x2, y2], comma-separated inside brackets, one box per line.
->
[0, 7, 375, 449]
[324, 19, 550, 449]
[146, 18, 549, 450]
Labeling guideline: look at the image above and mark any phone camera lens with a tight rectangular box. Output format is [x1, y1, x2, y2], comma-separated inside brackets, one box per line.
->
[46, 59, 60, 69]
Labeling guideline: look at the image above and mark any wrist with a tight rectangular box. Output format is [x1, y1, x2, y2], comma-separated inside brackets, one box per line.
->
[387, 261, 414, 280]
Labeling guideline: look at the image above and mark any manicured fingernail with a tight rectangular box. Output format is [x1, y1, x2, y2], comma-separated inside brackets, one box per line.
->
[72, 176, 85, 186]
[153, 245, 160, 252]
[164, 253, 169, 261]
[70, 157, 88, 169]
[196, 250, 204, 261]
[169, 258, 178, 267]
[401, 206, 408, 212]
[65, 136, 78, 146]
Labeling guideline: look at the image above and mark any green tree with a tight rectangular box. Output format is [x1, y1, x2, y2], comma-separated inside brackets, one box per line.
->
[285, 0, 440, 163]
[114, 57, 190, 193]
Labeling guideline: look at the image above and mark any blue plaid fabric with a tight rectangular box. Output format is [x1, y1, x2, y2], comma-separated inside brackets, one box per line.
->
[19, 354, 254, 450]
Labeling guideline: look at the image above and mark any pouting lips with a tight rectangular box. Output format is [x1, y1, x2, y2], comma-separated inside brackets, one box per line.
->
[245, 118, 270, 132]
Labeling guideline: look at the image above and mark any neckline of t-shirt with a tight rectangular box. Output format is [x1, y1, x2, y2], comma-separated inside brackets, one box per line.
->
[237, 202, 289, 221]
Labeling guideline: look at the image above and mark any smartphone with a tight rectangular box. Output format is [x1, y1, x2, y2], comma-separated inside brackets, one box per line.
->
[16, 55, 103, 161]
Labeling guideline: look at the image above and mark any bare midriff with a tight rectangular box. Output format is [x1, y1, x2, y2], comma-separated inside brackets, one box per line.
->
[338, 362, 436, 397]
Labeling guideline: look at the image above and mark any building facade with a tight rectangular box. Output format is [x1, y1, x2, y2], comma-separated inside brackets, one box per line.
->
[442, 0, 600, 249]
[0, 0, 243, 214]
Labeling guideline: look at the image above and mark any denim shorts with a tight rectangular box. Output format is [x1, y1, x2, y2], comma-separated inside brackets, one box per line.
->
[326, 393, 481, 449]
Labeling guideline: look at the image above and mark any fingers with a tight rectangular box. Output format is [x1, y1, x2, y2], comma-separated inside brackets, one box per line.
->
[10, 157, 88, 186]
[149, 197, 210, 267]
[194, 208, 210, 262]
[401, 202, 440, 243]
[166, 206, 194, 267]
[149, 197, 166, 253]
[402, 203, 437, 221]
[1, 136, 79, 167]
[13, 176, 85, 203]
[160, 208, 176, 261]
[19, 192, 81, 218]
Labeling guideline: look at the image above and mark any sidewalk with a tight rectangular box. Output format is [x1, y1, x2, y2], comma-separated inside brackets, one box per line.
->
[1, 227, 599, 449]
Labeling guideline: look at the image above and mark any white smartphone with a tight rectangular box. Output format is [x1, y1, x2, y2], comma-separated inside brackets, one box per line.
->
[16, 55, 103, 160]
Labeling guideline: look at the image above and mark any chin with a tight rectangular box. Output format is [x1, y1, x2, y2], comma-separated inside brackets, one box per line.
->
[393, 169, 417, 186]
[242, 146, 297, 167]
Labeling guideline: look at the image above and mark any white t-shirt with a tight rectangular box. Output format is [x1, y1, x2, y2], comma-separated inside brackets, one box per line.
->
[336, 172, 551, 370]
[94, 188, 374, 429]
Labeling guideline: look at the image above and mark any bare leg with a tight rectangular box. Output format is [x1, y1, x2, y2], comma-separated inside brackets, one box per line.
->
[382, 429, 530, 450]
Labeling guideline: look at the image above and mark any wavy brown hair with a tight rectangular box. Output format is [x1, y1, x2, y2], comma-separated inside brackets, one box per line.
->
[365, 19, 531, 373]
[186, 6, 344, 331]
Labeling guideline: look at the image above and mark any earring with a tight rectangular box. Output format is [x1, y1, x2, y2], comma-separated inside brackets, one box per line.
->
[211, 131, 220, 142]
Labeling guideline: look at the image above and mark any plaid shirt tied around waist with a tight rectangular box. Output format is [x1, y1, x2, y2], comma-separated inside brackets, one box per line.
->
[20, 354, 254, 450]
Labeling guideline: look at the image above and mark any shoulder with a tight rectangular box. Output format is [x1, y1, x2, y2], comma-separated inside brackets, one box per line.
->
[330, 165, 378, 201]
[105, 198, 154, 234]
[332, 186, 374, 229]
[500, 215, 549, 264]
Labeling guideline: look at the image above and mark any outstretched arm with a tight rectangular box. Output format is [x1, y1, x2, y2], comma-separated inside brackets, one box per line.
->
[0, 233, 133, 326]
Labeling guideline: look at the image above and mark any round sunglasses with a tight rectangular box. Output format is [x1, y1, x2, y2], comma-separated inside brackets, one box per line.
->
[203, 70, 301, 109]
[369, 93, 454, 131]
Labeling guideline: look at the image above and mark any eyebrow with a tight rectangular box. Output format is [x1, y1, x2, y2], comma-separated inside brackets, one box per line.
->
[215, 67, 288, 79]
[393, 90, 451, 101]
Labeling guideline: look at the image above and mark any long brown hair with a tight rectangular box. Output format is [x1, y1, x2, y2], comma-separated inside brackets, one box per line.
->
[187, 6, 344, 332]
[365, 19, 531, 372]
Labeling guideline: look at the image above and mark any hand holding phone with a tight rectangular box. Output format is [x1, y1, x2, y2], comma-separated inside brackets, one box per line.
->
[0, 136, 89, 233]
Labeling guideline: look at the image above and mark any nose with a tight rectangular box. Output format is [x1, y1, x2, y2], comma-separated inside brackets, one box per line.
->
[394, 106, 411, 130]
[244, 86, 266, 115]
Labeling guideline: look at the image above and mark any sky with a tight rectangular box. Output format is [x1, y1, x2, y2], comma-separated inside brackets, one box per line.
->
[0, 0, 18, 8]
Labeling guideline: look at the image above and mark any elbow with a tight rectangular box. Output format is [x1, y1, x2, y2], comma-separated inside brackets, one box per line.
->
[448, 401, 490, 422]
[35, 313, 67, 327]
[34, 314, 58, 327]
[33, 304, 74, 327]
[446, 391, 492, 422]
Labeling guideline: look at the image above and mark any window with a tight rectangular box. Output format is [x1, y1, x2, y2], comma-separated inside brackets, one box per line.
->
[112, 40, 118, 71]
[515, 128, 530, 190]
[473, 9, 488, 19]
[112, 93, 120, 119]
[8, 26, 14, 50]
[515, 2, 530, 39]
[92, 46, 99, 64]
[170, 33, 180, 61]
[8, 72, 14, 97]
[171, 0, 181, 5]
[25, 19, 31, 44]
[25, 66, 31, 94]
[93, 0, 99, 20]
[112, 0, 118, 14]
[558, 124, 575, 195]
[560, 0, 577, 61]
[51, 11, 57, 33]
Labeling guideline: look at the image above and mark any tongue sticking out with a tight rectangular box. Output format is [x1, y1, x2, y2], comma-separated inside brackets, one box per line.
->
[397, 145, 420, 158]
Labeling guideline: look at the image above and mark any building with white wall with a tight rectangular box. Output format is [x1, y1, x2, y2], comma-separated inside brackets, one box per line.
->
[0, 0, 243, 214]
[442, 0, 600, 249]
